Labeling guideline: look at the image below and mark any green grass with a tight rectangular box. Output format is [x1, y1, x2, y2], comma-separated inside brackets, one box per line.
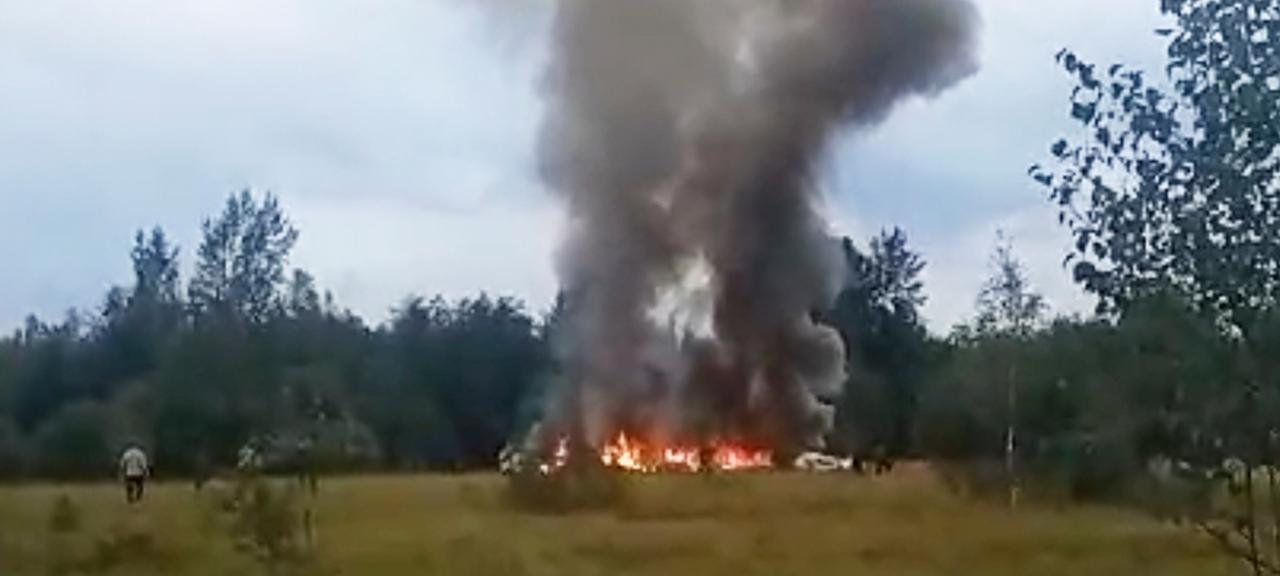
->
[0, 466, 1236, 575]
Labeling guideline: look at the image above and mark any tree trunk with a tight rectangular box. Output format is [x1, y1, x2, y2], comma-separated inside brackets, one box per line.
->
[1006, 359, 1018, 509]
[1247, 463, 1263, 576]
[1267, 465, 1279, 567]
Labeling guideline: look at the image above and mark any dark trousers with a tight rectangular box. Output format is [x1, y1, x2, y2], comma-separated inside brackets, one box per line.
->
[124, 476, 145, 503]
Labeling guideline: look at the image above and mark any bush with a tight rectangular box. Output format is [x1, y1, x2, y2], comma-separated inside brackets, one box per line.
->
[85, 528, 161, 573]
[45, 495, 84, 576]
[931, 437, 1148, 507]
[46, 494, 169, 574]
[1028, 433, 1143, 502]
[0, 419, 26, 480]
[224, 475, 313, 574]
[33, 401, 113, 480]
[932, 460, 1009, 500]
[48, 495, 81, 534]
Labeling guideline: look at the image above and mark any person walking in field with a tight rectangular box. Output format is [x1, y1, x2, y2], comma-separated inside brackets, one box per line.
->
[118, 444, 150, 504]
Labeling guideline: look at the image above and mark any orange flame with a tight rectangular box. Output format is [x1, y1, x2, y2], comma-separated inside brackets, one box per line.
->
[533, 433, 772, 474]
[586, 432, 771, 473]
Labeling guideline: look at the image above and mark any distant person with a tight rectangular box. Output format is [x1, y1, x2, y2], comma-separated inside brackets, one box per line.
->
[237, 440, 264, 475]
[294, 435, 319, 495]
[192, 449, 214, 491]
[118, 444, 150, 504]
[871, 444, 894, 475]
[232, 440, 265, 506]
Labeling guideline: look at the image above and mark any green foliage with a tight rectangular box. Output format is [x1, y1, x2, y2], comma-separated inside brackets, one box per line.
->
[0, 419, 25, 479]
[1034, 1, 1280, 325]
[921, 297, 1230, 504]
[971, 233, 1047, 338]
[6, 317, 90, 433]
[827, 229, 931, 457]
[1033, 1, 1280, 571]
[96, 228, 184, 396]
[366, 294, 549, 469]
[226, 477, 312, 573]
[285, 270, 321, 319]
[0, 189, 550, 478]
[918, 342, 1007, 462]
[189, 190, 299, 324]
[33, 402, 113, 480]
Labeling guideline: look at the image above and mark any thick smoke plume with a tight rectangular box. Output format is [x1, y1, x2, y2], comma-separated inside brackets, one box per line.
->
[538, 0, 977, 456]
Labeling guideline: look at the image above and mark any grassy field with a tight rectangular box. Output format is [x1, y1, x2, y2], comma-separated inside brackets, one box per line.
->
[0, 465, 1237, 576]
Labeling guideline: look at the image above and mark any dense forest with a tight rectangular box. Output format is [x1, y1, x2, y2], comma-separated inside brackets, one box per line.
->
[0, 191, 553, 477]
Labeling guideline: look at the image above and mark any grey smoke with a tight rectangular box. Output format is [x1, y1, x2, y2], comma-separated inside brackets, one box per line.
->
[539, 0, 978, 455]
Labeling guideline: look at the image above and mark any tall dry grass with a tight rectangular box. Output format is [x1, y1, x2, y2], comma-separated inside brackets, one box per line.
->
[0, 466, 1235, 575]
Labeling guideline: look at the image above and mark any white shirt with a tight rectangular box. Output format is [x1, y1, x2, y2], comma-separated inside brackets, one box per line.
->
[120, 447, 149, 478]
[238, 445, 262, 471]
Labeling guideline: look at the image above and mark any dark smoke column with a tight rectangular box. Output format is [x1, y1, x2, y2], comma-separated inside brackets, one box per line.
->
[538, 0, 977, 456]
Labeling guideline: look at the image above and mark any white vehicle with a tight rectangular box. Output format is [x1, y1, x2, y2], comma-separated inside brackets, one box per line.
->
[499, 444, 526, 475]
[793, 452, 852, 472]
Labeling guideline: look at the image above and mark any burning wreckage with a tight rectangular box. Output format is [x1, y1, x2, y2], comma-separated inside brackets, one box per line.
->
[504, 0, 977, 475]
[500, 434, 852, 475]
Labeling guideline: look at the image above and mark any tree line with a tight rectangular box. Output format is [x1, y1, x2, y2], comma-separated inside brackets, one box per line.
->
[0, 191, 553, 478]
[0, 182, 1253, 500]
[0, 185, 952, 480]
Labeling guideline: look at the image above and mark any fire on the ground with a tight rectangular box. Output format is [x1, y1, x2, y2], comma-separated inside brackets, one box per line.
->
[499, 432, 853, 474]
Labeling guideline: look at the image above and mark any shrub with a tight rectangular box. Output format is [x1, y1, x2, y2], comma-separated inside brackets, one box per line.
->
[223, 475, 313, 574]
[33, 402, 112, 480]
[46, 495, 84, 576]
[0, 420, 25, 480]
[85, 528, 160, 573]
[48, 495, 81, 534]
[932, 460, 1009, 500]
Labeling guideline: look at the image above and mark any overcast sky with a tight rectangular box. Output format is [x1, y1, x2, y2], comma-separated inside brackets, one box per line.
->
[0, 0, 1171, 333]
